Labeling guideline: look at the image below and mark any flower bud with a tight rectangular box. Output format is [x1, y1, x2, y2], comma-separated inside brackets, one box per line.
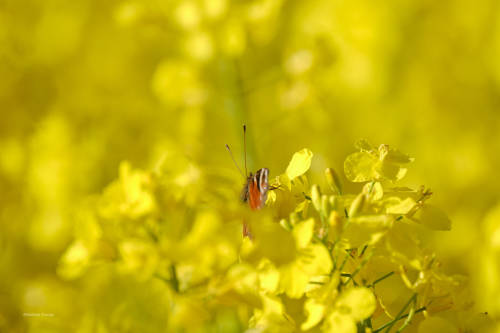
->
[311, 184, 322, 212]
[328, 210, 343, 242]
[325, 168, 342, 195]
[329, 195, 338, 211]
[349, 193, 366, 217]
[321, 194, 329, 216]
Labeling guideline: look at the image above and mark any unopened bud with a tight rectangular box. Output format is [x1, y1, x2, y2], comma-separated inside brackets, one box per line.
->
[311, 184, 322, 212]
[321, 194, 329, 216]
[349, 193, 366, 217]
[328, 210, 343, 241]
[329, 195, 338, 211]
[325, 168, 342, 195]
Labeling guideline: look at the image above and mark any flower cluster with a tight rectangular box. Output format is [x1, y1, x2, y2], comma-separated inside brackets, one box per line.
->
[58, 141, 476, 332]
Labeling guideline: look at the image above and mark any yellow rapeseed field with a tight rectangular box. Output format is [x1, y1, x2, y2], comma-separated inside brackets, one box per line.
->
[1, 0, 500, 332]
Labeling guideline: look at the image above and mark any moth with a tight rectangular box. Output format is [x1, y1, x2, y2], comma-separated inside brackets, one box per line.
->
[240, 167, 269, 211]
[226, 125, 271, 237]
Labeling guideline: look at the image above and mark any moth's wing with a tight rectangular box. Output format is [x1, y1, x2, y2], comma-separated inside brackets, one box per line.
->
[248, 179, 263, 210]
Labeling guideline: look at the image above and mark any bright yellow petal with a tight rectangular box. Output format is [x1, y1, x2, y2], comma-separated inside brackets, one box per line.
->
[344, 151, 379, 182]
[280, 264, 309, 298]
[336, 287, 376, 322]
[301, 298, 325, 330]
[293, 218, 314, 248]
[384, 197, 416, 215]
[300, 243, 333, 276]
[258, 260, 280, 293]
[342, 215, 393, 247]
[411, 204, 451, 230]
[323, 311, 356, 333]
[363, 181, 383, 201]
[266, 190, 276, 204]
[286, 148, 313, 181]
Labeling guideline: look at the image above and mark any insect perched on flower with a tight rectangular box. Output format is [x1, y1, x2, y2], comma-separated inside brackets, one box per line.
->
[226, 125, 271, 237]
[240, 167, 269, 211]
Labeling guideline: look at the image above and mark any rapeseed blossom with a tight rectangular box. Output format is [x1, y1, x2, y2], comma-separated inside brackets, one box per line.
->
[56, 141, 479, 332]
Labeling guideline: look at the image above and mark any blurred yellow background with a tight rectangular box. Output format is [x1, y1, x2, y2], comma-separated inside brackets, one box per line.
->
[1, 0, 500, 331]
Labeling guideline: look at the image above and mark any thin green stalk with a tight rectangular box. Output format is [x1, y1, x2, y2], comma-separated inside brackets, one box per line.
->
[369, 271, 395, 287]
[396, 302, 416, 332]
[377, 293, 417, 333]
[360, 245, 368, 257]
[373, 307, 425, 333]
[308, 281, 325, 285]
[338, 252, 350, 272]
[170, 264, 179, 292]
[344, 251, 373, 286]
[364, 318, 373, 329]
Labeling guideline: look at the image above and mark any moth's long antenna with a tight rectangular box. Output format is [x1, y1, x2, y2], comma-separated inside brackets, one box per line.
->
[243, 124, 248, 177]
[225, 144, 245, 178]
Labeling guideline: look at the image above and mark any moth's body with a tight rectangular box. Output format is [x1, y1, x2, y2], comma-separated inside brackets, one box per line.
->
[241, 168, 269, 210]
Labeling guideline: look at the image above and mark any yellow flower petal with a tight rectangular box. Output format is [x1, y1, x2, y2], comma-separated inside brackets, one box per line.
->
[266, 190, 276, 204]
[344, 151, 379, 182]
[300, 243, 333, 276]
[301, 298, 325, 330]
[384, 197, 416, 215]
[280, 264, 310, 298]
[343, 214, 393, 247]
[336, 287, 376, 322]
[293, 218, 314, 248]
[286, 148, 313, 181]
[411, 204, 451, 231]
[258, 260, 280, 293]
[323, 311, 356, 333]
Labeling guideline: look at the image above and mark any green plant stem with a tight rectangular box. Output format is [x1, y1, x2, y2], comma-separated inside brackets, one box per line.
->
[373, 306, 425, 333]
[396, 302, 416, 332]
[339, 252, 350, 272]
[170, 264, 179, 292]
[369, 271, 395, 287]
[377, 293, 417, 333]
[360, 245, 368, 257]
[344, 250, 373, 286]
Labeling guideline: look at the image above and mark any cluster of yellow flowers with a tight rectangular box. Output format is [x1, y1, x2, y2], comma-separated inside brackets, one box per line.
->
[2, 1, 500, 331]
[56, 141, 484, 332]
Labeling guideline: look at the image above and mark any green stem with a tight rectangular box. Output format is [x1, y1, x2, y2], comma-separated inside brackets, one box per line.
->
[369, 271, 395, 287]
[373, 306, 425, 333]
[396, 302, 416, 332]
[364, 318, 373, 329]
[379, 293, 417, 333]
[360, 245, 368, 257]
[170, 264, 179, 292]
[344, 250, 373, 286]
[339, 252, 350, 272]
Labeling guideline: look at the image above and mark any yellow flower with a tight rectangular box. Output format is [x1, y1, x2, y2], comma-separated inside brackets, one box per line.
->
[279, 218, 333, 298]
